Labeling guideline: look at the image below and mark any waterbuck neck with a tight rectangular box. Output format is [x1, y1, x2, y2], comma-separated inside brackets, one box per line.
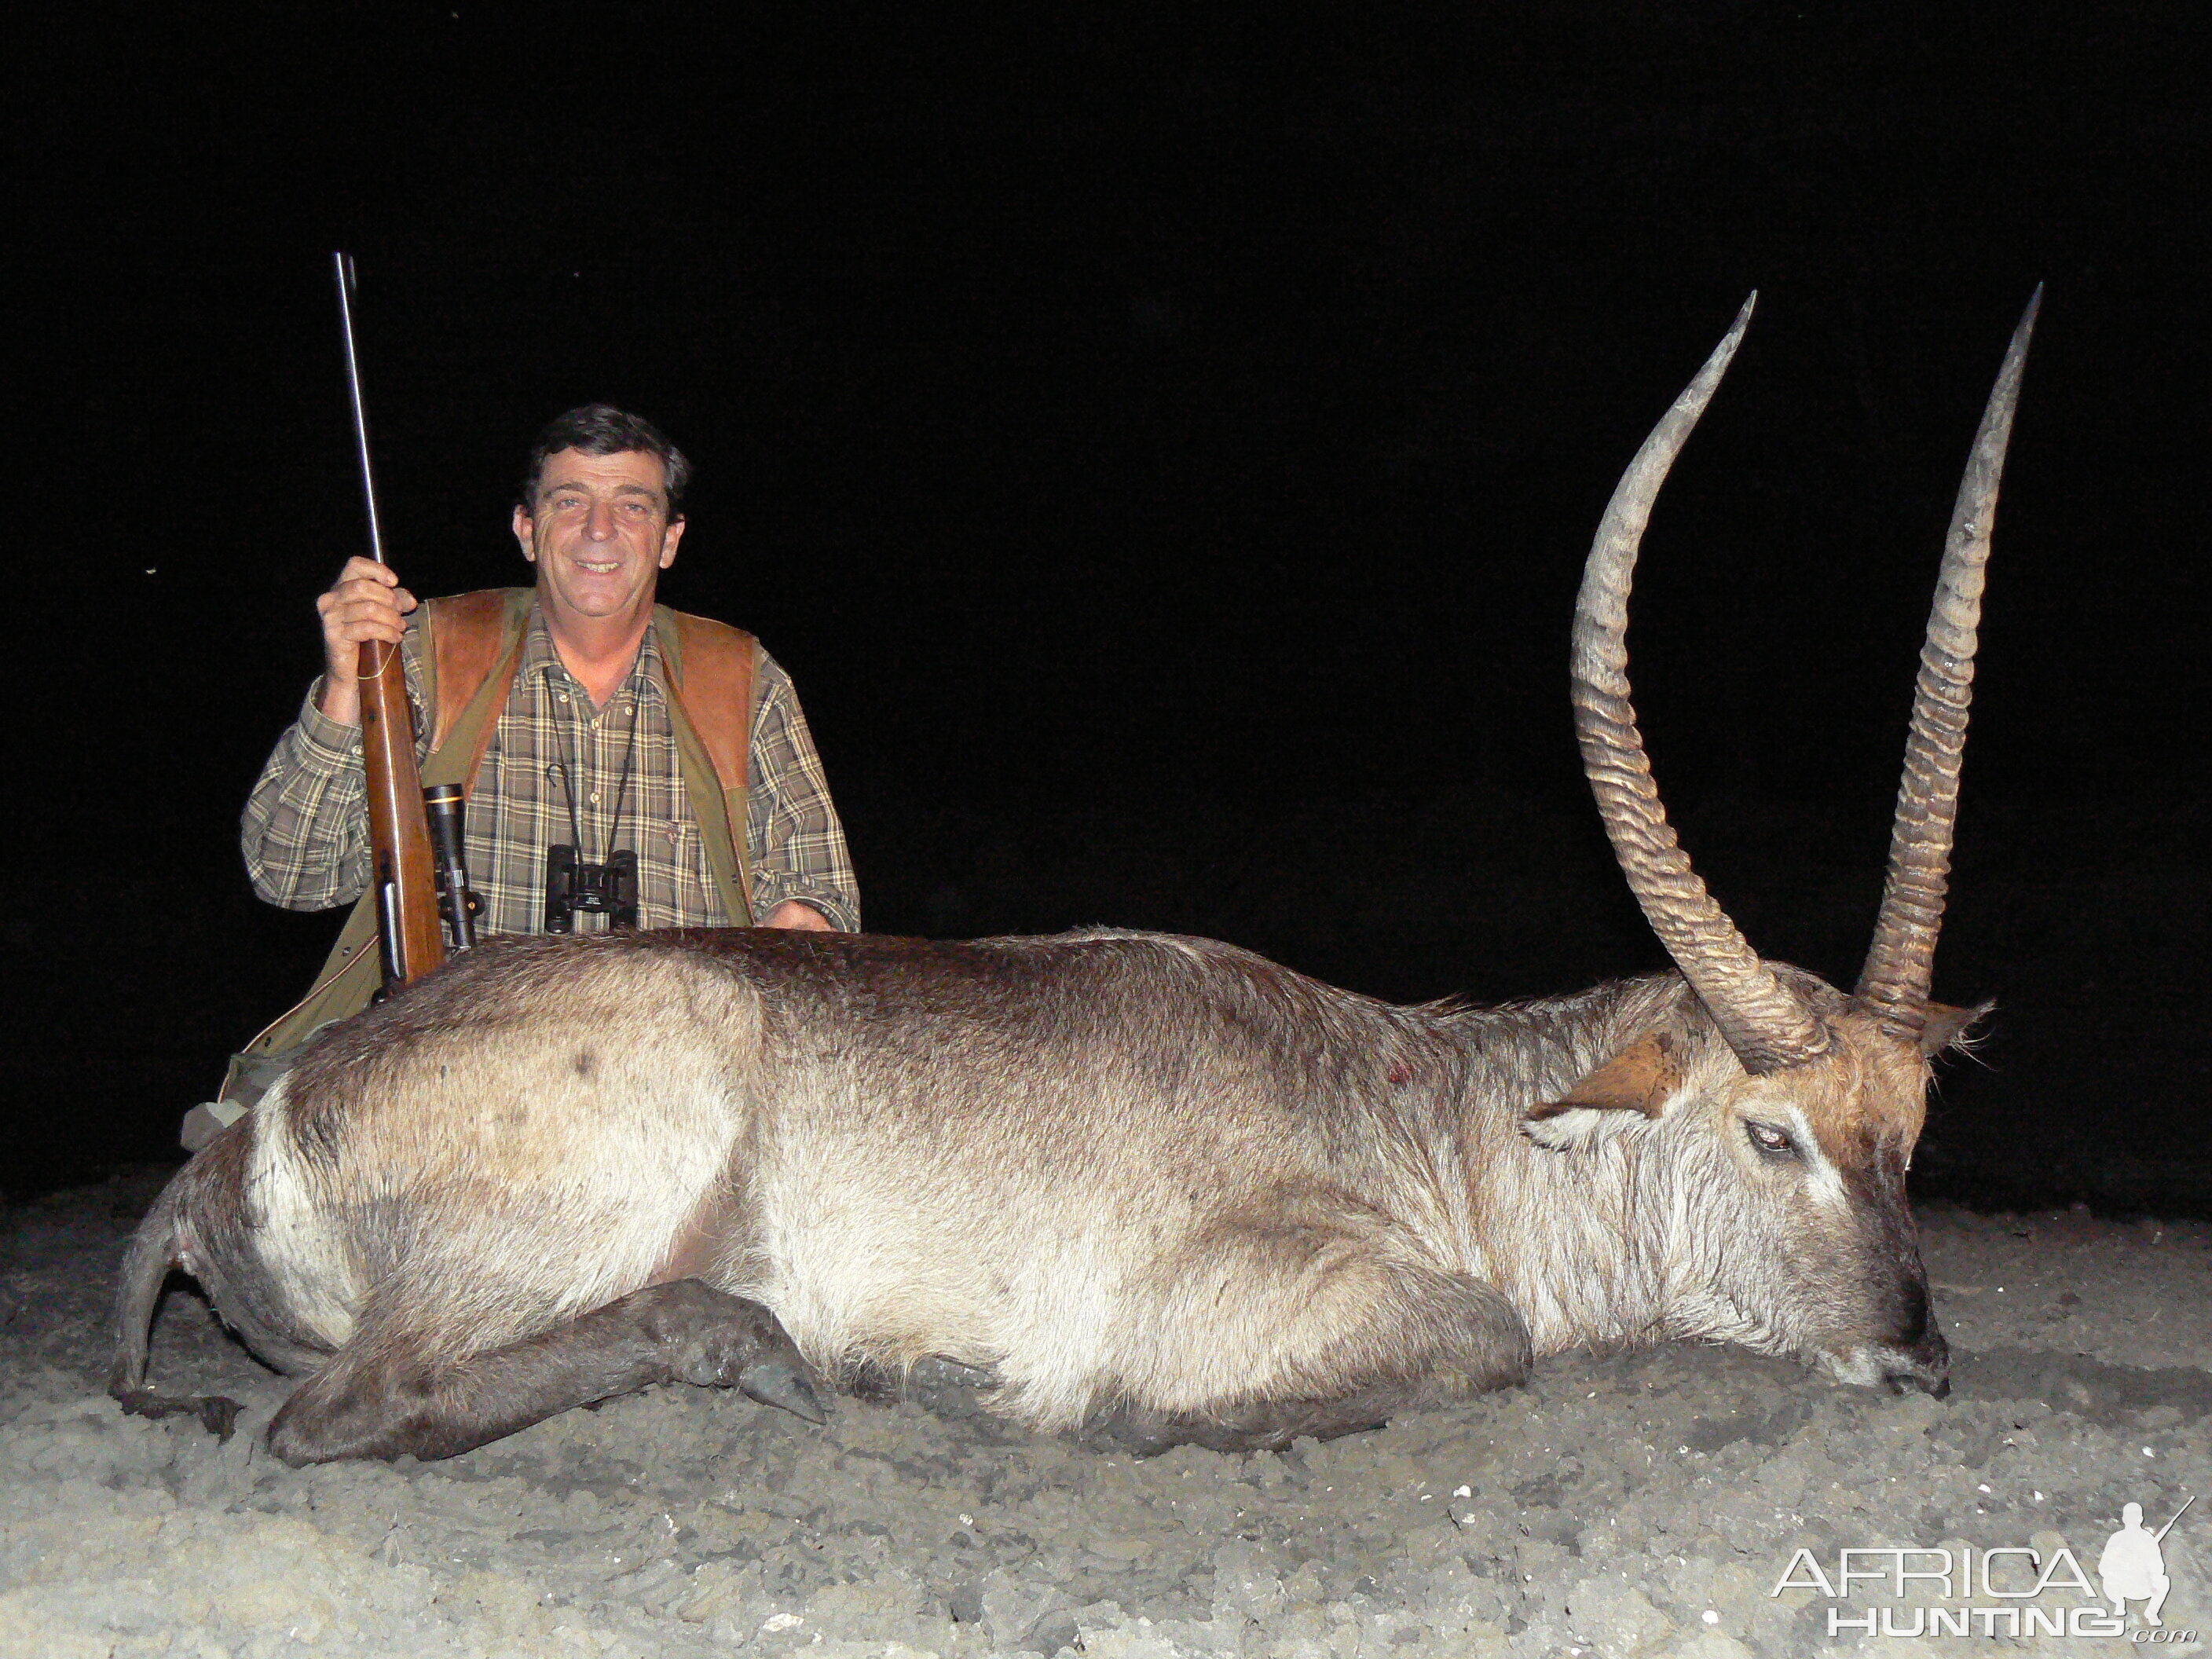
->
[1425, 976, 1717, 1355]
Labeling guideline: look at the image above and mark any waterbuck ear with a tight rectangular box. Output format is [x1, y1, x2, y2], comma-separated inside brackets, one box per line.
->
[1522, 1032, 1685, 1150]
[1919, 999, 1989, 1058]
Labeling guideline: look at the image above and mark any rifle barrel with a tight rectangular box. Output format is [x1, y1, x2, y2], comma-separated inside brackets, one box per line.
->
[332, 253, 388, 567]
[333, 251, 445, 987]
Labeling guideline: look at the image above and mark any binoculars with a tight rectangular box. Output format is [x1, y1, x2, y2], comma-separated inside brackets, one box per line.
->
[544, 844, 639, 932]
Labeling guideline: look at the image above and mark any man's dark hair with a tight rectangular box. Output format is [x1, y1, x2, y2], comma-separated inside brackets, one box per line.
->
[521, 405, 691, 519]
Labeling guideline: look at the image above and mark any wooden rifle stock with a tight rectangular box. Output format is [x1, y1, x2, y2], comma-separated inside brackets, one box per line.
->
[335, 252, 446, 992]
[357, 635, 445, 986]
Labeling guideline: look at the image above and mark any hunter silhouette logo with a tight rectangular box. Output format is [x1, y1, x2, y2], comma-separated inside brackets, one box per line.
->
[1770, 1495, 2198, 1641]
[2102, 1498, 2192, 1628]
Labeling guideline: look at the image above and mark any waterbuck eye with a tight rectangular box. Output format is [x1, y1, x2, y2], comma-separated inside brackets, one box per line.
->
[1745, 1121, 1797, 1159]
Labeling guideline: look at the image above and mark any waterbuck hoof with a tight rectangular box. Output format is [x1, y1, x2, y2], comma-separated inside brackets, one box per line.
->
[740, 1357, 826, 1424]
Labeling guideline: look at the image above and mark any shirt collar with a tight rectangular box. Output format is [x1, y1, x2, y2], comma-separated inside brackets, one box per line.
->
[520, 601, 668, 707]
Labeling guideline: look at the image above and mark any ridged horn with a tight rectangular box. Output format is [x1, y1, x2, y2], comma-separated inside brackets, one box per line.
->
[1856, 287, 2041, 1042]
[1572, 294, 1831, 1075]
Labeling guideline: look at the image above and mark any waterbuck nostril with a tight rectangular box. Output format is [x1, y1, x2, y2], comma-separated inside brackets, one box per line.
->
[1882, 1358, 1950, 1399]
[1877, 1313, 1951, 1400]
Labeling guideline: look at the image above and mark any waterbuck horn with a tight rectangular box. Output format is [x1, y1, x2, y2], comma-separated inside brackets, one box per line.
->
[1855, 287, 2042, 1044]
[1571, 293, 1830, 1075]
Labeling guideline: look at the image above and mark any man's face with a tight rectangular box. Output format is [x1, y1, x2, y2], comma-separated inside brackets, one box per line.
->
[512, 448, 687, 625]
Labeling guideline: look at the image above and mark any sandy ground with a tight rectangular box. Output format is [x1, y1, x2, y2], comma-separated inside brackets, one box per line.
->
[2, 1169, 2206, 1658]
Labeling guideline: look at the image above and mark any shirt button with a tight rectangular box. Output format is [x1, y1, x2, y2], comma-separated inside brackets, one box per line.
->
[558, 693, 570, 704]
[588, 792, 601, 804]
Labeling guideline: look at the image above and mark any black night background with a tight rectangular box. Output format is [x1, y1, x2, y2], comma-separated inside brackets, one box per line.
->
[13, 5, 2207, 1218]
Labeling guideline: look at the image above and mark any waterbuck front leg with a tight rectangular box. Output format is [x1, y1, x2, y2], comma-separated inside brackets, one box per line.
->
[265, 1280, 822, 1467]
[1086, 1385, 1419, 1456]
[1091, 1223, 1533, 1456]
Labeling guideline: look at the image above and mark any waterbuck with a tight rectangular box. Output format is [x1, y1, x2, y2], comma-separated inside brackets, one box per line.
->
[114, 292, 2036, 1464]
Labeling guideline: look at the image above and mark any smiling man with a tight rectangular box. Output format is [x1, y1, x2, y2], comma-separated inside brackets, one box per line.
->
[237, 404, 857, 1032]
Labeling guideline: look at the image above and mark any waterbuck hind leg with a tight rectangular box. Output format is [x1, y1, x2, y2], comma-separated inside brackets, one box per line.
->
[265, 1280, 823, 1467]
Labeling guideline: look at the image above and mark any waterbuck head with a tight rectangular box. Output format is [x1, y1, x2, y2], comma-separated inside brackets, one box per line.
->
[1526, 291, 2039, 1397]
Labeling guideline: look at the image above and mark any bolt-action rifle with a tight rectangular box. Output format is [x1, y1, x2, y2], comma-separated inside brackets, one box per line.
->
[333, 253, 478, 988]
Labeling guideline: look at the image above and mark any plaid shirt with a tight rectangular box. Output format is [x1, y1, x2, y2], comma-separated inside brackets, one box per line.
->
[244, 602, 859, 934]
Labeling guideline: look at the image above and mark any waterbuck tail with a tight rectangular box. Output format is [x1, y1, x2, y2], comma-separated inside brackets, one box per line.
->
[108, 1176, 185, 1400]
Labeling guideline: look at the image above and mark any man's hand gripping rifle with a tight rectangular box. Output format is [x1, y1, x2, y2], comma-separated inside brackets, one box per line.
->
[333, 252, 480, 982]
